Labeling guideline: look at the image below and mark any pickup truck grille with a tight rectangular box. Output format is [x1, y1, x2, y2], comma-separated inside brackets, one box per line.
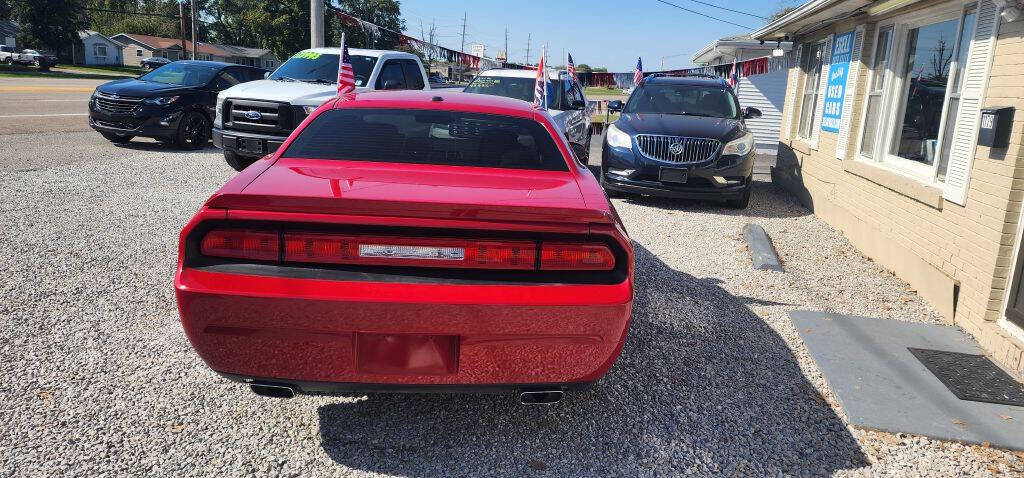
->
[94, 92, 142, 113]
[635, 135, 720, 163]
[226, 99, 295, 134]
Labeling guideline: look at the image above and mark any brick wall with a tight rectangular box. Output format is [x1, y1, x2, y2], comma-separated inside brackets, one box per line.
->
[773, 4, 1024, 376]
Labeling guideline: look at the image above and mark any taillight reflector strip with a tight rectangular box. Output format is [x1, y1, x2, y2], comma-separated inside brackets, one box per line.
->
[283, 233, 536, 270]
[540, 242, 616, 270]
[200, 229, 279, 261]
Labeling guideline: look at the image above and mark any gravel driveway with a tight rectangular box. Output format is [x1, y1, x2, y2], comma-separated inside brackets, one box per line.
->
[2, 132, 1023, 477]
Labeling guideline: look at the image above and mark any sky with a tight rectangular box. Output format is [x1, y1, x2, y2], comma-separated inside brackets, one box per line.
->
[398, 0, 803, 73]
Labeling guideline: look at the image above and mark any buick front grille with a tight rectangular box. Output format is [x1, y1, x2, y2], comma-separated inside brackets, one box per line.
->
[635, 135, 720, 163]
[94, 92, 142, 113]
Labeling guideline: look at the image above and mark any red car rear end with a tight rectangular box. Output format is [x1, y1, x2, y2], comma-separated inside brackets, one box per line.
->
[175, 91, 633, 402]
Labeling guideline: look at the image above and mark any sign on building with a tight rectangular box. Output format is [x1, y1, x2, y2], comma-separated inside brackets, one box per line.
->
[821, 31, 855, 133]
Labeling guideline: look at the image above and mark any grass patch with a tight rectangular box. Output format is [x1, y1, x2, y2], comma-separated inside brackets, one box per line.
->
[590, 113, 621, 124]
[57, 64, 144, 75]
[0, 64, 131, 80]
[585, 86, 626, 96]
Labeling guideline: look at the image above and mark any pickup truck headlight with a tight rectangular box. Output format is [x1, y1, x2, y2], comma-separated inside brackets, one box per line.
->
[606, 124, 632, 149]
[143, 96, 180, 106]
[721, 132, 754, 156]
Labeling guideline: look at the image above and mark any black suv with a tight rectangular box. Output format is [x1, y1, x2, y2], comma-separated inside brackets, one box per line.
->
[89, 61, 266, 149]
[602, 74, 761, 208]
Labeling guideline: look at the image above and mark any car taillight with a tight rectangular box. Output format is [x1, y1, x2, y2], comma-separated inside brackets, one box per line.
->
[198, 229, 616, 271]
[540, 243, 616, 271]
[200, 229, 279, 261]
[284, 233, 536, 270]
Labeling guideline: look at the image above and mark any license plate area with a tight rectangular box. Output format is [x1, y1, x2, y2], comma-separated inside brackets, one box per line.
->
[355, 333, 459, 375]
[659, 167, 688, 183]
[236, 137, 264, 154]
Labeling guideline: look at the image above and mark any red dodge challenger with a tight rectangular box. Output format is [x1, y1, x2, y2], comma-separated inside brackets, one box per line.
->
[175, 90, 634, 404]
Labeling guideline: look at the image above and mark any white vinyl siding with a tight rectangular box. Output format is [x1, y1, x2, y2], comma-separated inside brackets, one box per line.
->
[943, 1, 1000, 205]
[734, 69, 788, 154]
[835, 26, 866, 159]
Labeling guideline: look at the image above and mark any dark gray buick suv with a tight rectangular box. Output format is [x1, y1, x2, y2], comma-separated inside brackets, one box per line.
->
[602, 74, 760, 208]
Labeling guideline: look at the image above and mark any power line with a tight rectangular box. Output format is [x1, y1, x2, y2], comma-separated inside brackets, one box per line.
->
[651, 0, 754, 30]
[677, 0, 769, 20]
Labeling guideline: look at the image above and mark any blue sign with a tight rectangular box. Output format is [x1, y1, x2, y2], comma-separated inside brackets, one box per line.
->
[821, 31, 855, 133]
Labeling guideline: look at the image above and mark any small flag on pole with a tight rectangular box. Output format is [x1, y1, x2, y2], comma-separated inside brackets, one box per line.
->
[729, 59, 738, 87]
[337, 33, 355, 96]
[633, 57, 643, 86]
[566, 52, 576, 80]
[533, 47, 546, 109]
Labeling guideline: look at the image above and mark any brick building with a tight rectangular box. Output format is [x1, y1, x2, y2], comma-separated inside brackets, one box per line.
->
[756, 0, 1024, 375]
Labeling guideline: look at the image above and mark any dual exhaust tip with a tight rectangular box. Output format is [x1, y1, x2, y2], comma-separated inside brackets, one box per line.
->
[249, 383, 564, 405]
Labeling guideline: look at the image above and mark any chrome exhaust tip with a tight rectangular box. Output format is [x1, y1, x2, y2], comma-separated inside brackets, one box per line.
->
[519, 390, 564, 405]
[249, 383, 295, 398]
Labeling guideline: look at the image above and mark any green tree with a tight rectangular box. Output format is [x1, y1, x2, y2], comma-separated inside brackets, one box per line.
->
[0, 0, 12, 20]
[335, 0, 405, 49]
[12, 0, 88, 52]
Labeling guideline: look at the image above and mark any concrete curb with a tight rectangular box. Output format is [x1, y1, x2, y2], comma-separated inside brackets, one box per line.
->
[743, 223, 783, 272]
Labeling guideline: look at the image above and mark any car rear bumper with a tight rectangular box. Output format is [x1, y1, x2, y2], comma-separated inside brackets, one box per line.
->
[176, 267, 633, 387]
[213, 127, 289, 158]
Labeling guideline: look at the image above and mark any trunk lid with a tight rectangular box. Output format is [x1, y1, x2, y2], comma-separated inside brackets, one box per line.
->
[206, 158, 608, 225]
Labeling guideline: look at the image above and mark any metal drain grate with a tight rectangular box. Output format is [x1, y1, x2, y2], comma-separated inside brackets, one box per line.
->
[909, 348, 1024, 407]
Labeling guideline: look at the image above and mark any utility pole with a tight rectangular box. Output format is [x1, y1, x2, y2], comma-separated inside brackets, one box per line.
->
[179, 1, 186, 57]
[504, 27, 508, 63]
[459, 12, 467, 81]
[190, 0, 198, 60]
[310, 0, 324, 48]
[525, 33, 531, 65]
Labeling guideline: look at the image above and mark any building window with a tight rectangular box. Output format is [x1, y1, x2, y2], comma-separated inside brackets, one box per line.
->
[797, 41, 826, 139]
[856, 4, 979, 182]
[265, 60, 274, 68]
[136, 48, 142, 57]
[94, 44, 107, 58]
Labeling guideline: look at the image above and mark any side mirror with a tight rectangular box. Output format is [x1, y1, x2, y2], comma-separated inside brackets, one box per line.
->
[607, 100, 623, 112]
[570, 99, 586, 110]
[743, 106, 762, 119]
[263, 71, 270, 79]
[383, 79, 402, 90]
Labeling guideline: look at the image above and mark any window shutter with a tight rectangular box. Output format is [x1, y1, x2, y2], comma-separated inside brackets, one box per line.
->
[811, 35, 833, 149]
[782, 45, 803, 140]
[835, 26, 866, 160]
[944, 1, 1000, 205]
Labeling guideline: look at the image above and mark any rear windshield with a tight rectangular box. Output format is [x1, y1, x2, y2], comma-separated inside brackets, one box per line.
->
[464, 76, 561, 107]
[283, 108, 568, 171]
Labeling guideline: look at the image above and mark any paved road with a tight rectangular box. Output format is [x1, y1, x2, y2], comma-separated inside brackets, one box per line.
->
[0, 77, 102, 135]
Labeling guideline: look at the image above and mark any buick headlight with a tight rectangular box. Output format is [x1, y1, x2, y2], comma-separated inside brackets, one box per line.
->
[722, 132, 754, 156]
[606, 124, 632, 149]
[144, 96, 180, 106]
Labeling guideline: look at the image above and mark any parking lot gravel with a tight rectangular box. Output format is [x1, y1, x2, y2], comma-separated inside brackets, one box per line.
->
[2, 131, 1023, 477]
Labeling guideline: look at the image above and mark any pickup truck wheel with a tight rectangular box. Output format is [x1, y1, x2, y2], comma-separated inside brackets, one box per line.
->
[175, 111, 210, 150]
[2, 57, 11, 65]
[100, 132, 134, 144]
[32, 58, 40, 67]
[223, 150, 255, 171]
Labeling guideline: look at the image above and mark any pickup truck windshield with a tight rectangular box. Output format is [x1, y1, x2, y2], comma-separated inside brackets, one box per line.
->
[624, 84, 739, 118]
[141, 62, 220, 86]
[270, 52, 377, 86]
[284, 108, 568, 171]
[464, 76, 562, 108]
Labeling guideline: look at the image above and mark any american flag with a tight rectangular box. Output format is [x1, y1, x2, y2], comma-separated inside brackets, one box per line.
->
[533, 48, 546, 109]
[567, 52, 576, 80]
[729, 59, 738, 87]
[633, 57, 643, 86]
[337, 33, 355, 96]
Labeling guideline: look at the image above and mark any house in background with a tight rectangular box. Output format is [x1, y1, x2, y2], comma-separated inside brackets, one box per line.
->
[690, 35, 793, 154]
[0, 20, 19, 48]
[110, 33, 278, 69]
[758, 0, 1024, 376]
[72, 31, 125, 66]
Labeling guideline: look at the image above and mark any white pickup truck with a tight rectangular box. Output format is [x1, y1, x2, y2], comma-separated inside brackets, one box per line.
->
[213, 47, 430, 170]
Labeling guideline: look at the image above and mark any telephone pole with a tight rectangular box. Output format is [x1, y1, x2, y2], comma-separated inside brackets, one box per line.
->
[179, 1, 186, 56]
[190, 0, 197, 59]
[460, 12, 467, 53]
[311, 0, 324, 48]
[525, 34, 531, 65]
[504, 27, 508, 62]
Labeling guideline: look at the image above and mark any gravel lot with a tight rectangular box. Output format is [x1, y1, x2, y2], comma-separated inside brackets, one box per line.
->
[2, 131, 1023, 477]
